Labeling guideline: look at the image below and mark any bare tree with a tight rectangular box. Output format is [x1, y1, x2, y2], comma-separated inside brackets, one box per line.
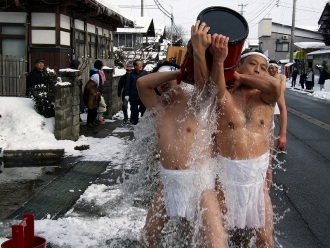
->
[164, 25, 188, 47]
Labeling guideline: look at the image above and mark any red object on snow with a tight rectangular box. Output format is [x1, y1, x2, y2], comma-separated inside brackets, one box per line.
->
[1, 214, 46, 248]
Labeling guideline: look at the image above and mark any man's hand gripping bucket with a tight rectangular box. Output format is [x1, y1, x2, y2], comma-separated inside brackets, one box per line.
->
[177, 6, 249, 84]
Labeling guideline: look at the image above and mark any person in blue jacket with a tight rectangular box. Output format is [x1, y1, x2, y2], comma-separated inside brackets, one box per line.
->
[124, 59, 148, 125]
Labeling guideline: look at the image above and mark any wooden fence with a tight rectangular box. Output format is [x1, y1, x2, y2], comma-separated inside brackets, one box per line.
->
[0, 55, 26, 97]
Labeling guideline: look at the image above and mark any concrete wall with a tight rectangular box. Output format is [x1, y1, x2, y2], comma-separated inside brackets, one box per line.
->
[54, 69, 122, 141]
[102, 68, 122, 118]
[54, 70, 81, 141]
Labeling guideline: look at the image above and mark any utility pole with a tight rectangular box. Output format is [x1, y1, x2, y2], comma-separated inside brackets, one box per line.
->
[141, 0, 144, 17]
[289, 0, 297, 62]
[238, 3, 247, 15]
[171, 13, 173, 45]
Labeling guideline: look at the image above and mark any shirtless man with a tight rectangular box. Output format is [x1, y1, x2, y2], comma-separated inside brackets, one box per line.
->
[268, 60, 288, 152]
[192, 20, 281, 248]
[137, 61, 226, 247]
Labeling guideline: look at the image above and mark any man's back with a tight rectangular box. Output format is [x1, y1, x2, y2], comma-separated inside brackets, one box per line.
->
[125, 70, 148, 100]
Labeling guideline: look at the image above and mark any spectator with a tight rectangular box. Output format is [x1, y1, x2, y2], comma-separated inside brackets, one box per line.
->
[84, 74, 100, 127]
[27, 58, 46, 96]
[90, 60, 104, 94]
[318, 66, 327, 91]
[70, 60, 84, 121]
[97, 93, 106, 124]
[118, 64, 134, 124]
[291, 67, 299, 88]
[299, 69, 306, 89]
[306, 68, 313, 90]
[124, 59, 148, 125]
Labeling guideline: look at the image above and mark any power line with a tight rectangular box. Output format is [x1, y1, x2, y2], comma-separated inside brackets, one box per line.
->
[238, 3, 247, 16]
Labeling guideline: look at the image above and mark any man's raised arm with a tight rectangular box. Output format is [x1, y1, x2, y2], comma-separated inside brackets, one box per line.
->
[231, 72, 281, 104]
[209, 34, 229, 107]
[137, 70, 179, 109]
[191, 20, 211, 92]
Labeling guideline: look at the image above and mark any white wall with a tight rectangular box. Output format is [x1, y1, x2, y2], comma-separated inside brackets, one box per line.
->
[87, 23, 95, 33]
[60, 14, 70, 30]
[258, 18, 272, 38]
[60, 31, 70, 46]
[74, 19, 84, 31]
[31, 13, 55, 27]
[0, 12, 26, 23]
[32, 30, 55, 44]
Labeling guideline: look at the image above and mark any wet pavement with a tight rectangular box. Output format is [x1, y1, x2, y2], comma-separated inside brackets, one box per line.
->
[0, 118, 134, 221]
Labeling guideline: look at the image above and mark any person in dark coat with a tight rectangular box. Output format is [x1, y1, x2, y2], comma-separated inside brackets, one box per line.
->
[291, 67, 299, 87]
[118, 64, 134, 123]
[84, 74, 100, 127]
[70, 60, 84, 121]
[124, 59, 148, 125]
[27, 58, 46, 96]
[299, 69, 306, 89]
[318, 66, 327, 91]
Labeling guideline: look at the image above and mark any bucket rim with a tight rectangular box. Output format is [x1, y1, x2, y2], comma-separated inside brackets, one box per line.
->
[197, 6, 249, 45]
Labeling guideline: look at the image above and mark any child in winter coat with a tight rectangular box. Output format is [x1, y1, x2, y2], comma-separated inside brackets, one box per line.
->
[97, 94, 107, 124]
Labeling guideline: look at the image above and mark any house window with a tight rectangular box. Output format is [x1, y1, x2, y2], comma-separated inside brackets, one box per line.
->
[88, 33, 96, 59]
[113, 33, 118, 47]
[99, 36, 105, 59]
[75, 30, 85, 58]
[119, 34, 125, 46]
[126, 34, 133, 47]
[276, 42, 289, 52]
[0, 25, 25, 56]
[105, 37, 111, 59]
[2, 39, 25, 56]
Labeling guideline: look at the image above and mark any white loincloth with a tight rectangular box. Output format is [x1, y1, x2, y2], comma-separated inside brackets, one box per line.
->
[216, 153, 269, 229]
[160, 160, 216, 222]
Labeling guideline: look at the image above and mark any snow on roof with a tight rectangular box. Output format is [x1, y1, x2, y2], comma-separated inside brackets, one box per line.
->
[294, 42, 326, 49]
[285, 62, 295, 67]
[116, 17, 153, 34]
[278, 59, 289, 64]
[307, 49, 330, 55]
[154, 24, 165, 36]
[248, 39, 259, 46]
[92, 0, 133, 26]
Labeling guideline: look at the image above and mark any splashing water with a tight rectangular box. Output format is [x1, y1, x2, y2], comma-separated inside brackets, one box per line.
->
[84, 78, 289, 247]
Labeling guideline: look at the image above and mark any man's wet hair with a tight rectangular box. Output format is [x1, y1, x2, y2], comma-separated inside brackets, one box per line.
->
[153, 61, 180, 95]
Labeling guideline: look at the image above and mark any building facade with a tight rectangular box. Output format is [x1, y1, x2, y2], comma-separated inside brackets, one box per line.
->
[258, 18, 323, 61]
[0, 0, 133, 73]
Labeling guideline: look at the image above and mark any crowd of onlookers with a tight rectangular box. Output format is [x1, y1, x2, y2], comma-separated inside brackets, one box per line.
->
[27, 58, 152, 126]
[290, 65, 328, 91]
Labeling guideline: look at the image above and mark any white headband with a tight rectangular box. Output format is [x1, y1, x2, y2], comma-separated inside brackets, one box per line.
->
[269, 63, 280, 68]
[240, 52, 270, 66]
[157, 65, 179, 72]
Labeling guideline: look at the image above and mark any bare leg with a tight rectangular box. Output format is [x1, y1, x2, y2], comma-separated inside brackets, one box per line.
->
[200, 189, 227, 248]
[141, 183, 169, 248]
[255, 189, 274, 248]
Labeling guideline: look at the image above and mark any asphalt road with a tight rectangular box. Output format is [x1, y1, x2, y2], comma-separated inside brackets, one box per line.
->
[272, 89, 330, 248]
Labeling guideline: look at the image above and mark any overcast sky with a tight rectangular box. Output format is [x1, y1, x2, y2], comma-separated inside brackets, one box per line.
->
[111, 0, 327, 41]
